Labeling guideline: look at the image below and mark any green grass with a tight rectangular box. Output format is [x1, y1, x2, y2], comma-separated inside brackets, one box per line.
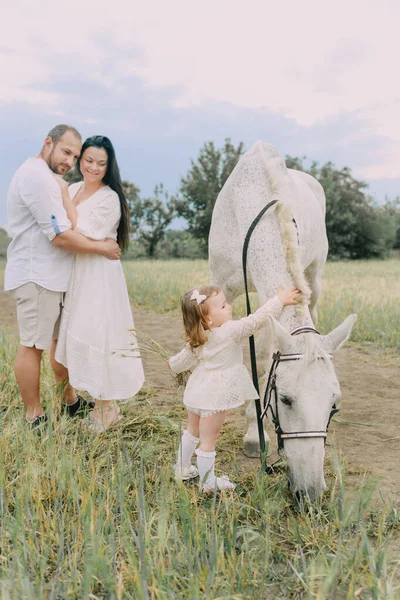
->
[122, 258, 400, 351]
[0, 259, 400, 597]
[2, 258, 399, 349]
[0, 333, 399, 598]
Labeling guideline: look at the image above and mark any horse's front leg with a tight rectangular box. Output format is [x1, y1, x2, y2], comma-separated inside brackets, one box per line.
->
[244, 400, 272, 458]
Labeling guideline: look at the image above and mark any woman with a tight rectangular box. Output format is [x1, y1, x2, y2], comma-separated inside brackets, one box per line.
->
[54, 135, 144, 431]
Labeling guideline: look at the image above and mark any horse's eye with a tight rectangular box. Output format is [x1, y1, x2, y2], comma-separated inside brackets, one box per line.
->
[280, 395, 292, 407]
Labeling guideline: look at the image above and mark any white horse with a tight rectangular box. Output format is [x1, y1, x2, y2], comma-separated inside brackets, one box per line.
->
[209, 141, 356, 500]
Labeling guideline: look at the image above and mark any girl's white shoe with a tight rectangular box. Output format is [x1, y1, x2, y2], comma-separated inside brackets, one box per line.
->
[201, 475, 236, 493]
[175, 464, 199, 481]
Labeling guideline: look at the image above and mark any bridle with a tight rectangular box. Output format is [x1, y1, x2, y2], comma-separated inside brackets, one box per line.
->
[242, 199, 338, 465]
[260, 326, 339, 452]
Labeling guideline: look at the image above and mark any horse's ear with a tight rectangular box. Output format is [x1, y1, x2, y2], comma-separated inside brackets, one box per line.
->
[267, 315, 293, 350]
[321, 314, 357, 353]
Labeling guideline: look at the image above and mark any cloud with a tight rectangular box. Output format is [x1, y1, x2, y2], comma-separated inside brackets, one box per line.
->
[0, 0, 399, 225]
[310, 39, 372, 95]
[0, 73, 396, 214]
[1, 1, 399, 121]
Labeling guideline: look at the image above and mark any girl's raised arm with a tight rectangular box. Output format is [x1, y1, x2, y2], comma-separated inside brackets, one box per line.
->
[228, 296, 283, 343]
[227, 287, 300, 343]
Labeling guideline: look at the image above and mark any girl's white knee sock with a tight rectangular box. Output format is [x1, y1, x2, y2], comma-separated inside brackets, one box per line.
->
[195, 448, 216, 488]
[195, 448, 235, 491]
[175, 430, 200, 472]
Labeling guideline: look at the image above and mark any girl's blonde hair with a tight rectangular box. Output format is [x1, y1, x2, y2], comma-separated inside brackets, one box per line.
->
[181, 285, 221, 348]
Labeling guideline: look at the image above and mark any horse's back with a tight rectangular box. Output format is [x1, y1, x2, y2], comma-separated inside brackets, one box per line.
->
[209, 142, 328, 292]
[287, 169, 328, 267]
[289, 169, 326, 218]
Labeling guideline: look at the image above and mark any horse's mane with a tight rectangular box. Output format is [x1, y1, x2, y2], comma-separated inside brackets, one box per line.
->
[255, 141, 328, 373]
[257, 142, 312, 306]
[276, 202, 312, 303]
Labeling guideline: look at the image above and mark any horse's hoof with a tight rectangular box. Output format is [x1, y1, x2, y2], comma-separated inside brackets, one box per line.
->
[243, 441, 261, 458]
[243, 439, 272, 458]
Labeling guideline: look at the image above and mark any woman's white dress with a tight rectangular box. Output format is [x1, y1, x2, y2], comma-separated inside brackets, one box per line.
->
[168, 297, 282, 413]
[55, 183, 145, 400]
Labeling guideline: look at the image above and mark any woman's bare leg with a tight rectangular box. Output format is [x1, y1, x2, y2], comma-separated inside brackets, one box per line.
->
[91, 400, 121, 427]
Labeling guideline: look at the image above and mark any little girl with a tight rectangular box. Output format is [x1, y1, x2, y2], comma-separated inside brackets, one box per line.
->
[168, 284, 301, 492]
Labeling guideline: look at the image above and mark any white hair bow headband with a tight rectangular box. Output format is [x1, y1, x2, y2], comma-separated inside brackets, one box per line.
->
[190, 289, 207, 305]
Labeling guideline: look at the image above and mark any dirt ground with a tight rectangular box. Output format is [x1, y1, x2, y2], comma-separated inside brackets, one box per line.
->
[1, 289, 399, 504]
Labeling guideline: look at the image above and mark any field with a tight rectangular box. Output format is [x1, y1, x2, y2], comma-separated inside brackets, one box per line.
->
[0, 259, 399, 599]
[121, 258, 400, 351]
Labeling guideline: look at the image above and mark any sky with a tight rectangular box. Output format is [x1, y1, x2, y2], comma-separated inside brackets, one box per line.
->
[1, 0, 399, 228]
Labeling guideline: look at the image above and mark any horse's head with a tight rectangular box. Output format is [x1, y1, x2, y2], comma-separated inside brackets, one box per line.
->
[267, 314, 357, 501]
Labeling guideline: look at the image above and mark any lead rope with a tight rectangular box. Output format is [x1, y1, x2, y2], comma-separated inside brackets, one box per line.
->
[242, 199, 278, 466]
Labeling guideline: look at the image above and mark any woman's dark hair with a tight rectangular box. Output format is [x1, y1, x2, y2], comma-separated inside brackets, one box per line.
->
[76, 135, 130, 252]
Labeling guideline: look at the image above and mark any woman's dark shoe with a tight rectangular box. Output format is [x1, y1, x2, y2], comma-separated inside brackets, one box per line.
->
[62, 395, 95, 418]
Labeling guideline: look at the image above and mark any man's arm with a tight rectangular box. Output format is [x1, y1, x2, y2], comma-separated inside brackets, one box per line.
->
[21, 171, 73, 240]
[20, 171, 120, 260]
[52, 230, 120, 260]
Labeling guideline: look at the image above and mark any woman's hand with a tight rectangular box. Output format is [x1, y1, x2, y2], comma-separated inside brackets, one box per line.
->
[54, 174, 69, 192]
[278, 286, 302, 306]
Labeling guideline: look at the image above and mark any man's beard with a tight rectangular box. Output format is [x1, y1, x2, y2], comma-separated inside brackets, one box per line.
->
[47, 148, 69, 175]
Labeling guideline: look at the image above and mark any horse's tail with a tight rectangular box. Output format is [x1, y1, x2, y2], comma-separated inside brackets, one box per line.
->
[256, 142, 312, 303]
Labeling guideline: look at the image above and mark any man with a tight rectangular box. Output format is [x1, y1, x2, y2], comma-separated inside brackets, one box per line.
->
[4, 124, 121, 430]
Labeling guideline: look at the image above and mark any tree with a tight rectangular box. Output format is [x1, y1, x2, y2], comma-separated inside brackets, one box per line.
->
[382, 197, 400, 249]
[175, 139, 245, 249]
[0, 227, 11, 258]
[156, 230, 204, 259]
[123, 180, 141, 230]
[285, 157, 397, 259]
[127, 184, 176, 257]
[63, 167, 82, 185]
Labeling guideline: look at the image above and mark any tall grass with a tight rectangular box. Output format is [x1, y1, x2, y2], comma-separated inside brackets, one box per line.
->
[0, 332, 399, 598]
[123, 259, 400, 351]
[1, 258, 399, 349]
[0, 259, 399, 597]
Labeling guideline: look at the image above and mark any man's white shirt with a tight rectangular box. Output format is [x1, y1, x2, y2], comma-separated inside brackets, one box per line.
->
[4, 158, 73, 292]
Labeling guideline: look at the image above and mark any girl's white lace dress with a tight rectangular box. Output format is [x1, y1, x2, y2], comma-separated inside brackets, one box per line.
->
[55, 183, 145, 400]
[169, 297, 282, 413]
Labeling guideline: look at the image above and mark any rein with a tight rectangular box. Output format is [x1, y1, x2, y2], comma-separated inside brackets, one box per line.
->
[241, 202, 338, 466]
[242, 199, 278, 458]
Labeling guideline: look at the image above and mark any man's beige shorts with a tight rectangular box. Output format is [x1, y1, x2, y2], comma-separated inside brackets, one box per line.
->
[10, 283, 64, 351]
